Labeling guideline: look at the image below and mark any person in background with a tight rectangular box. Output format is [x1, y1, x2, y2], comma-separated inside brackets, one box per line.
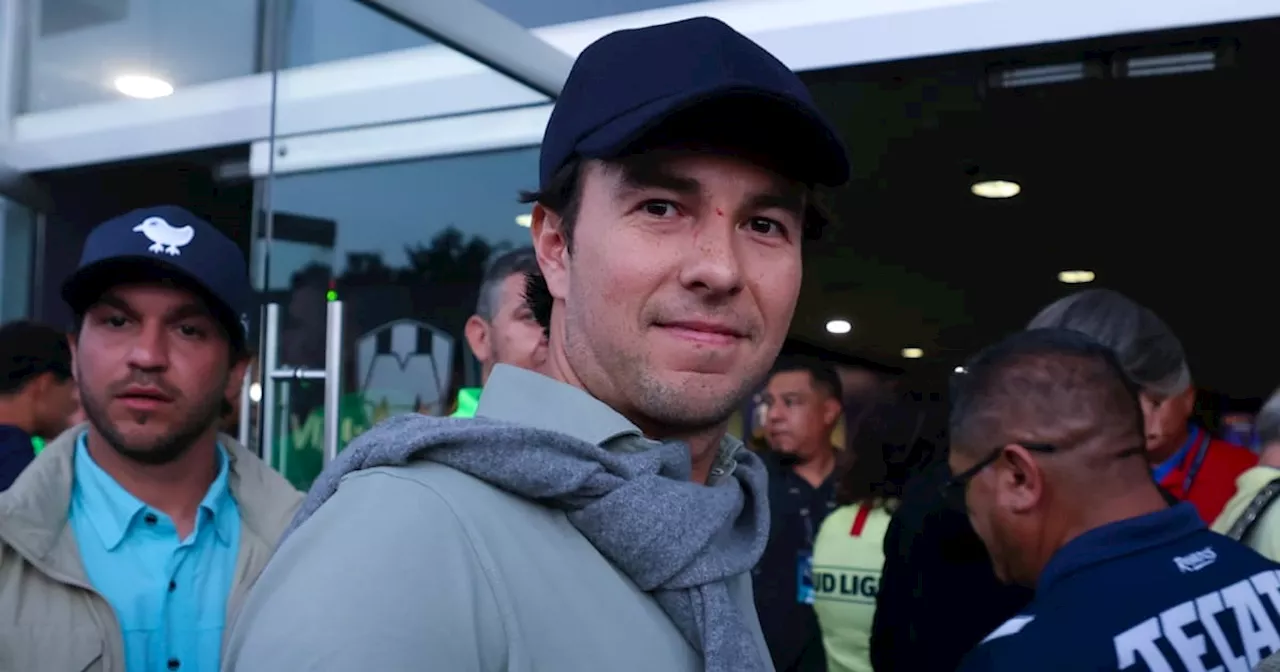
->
[224, 15, 849, 672]
[0, 206, 302, 672]
[1028, 288, 1256, 522]
[1213, 387, 1280, 559]
[0, 320, 78, 491]
[952, 328, 1280, 671]
[756, 356, 845, 672]
[868, 385, 1032, 672]
[453, 246, 547, 418]
[812, 383, 946, 672]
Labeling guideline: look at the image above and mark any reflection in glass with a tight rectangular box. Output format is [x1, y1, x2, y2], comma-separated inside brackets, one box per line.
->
[256, 148, 539, 489]
[0, 198, 36, 321]
[21, 0, 258, 112]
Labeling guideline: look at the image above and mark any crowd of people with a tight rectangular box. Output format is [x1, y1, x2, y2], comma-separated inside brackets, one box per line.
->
[1, 14, 1279, 672]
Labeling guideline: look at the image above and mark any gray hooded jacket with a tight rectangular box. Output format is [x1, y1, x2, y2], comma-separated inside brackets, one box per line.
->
[223, 365, 773, 672]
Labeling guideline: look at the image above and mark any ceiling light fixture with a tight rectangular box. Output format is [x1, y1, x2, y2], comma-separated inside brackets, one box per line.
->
[825, 319, 852, 335]
[248, 382, 262, 404]
[515, 214, 532, 227]
[954, 366, 967, 374]
[1057, 269, 1096, 284]
[971, 180, 1021, 199]
[901, 347, 924, 359]
[113, 74, 174, 99]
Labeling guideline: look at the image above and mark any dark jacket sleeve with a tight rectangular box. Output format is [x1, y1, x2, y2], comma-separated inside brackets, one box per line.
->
[869, 460, 1032, 672]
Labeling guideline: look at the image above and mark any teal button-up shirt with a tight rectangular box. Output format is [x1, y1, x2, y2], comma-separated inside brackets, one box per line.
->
[69, 433, 241, 672]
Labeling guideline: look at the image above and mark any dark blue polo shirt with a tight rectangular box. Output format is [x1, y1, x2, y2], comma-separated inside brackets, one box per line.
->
[959, 502, 1280, 671]
[0, 424, 35, 491]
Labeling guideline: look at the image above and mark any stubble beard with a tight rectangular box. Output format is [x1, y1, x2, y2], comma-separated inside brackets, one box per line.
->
[79, 383, 227, 467]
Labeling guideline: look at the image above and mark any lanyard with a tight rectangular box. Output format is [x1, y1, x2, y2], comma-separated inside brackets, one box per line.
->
[1181, 433, 1212, 496]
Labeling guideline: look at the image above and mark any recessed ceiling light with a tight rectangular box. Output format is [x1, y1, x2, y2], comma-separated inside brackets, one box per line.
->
[1057, 269, 1096, 284]
[954, 366, 967, 374]
[113, 74, 174, 99]
[515, 214, 532, 227]
[901, 347, 924, 359]
[971, 180, 1021, 199]
[825, 319, 852, 335]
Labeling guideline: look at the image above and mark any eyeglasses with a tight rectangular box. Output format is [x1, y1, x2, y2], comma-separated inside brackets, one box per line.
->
[940, 442, 1059, 505]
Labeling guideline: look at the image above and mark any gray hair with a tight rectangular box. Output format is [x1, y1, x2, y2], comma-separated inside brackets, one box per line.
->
[475, 247, 540, 321]
[1026, 288, 1191, 398]
[1258, 389, 1280, 447]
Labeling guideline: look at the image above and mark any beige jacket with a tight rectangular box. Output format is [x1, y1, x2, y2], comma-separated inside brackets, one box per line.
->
[0, 424, 302, 672]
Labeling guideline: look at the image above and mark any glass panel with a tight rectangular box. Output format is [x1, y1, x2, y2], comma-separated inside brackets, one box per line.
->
[489, 0, 702, 28]
[281, 0, 701, 68]
[20, 0, 260, 113]
[282, 0, 432, 68]
[256, 148, 539, 489]
[0, 197, 37, 320]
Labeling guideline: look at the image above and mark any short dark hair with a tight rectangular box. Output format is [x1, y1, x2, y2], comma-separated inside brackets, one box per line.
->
[949, 328, 1143, 457]
[770, 356, 843, 400]
[476, 247, 539, 320]
[519, 155, 833, 336]
[0, 321, 73, 396]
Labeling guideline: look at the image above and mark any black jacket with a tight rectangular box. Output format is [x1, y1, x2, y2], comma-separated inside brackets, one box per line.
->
[869, 459, 1032, 672]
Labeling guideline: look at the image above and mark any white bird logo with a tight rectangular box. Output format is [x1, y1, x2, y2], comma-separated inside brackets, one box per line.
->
[132, 217, 195, 256]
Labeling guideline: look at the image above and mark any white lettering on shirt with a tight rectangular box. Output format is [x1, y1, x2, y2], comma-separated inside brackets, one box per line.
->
[1114, 569, 1280, 671]
[1174, 547, 1218, 573]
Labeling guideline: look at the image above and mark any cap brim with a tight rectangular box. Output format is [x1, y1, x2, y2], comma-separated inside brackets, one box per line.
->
[574, 84, 850, 186]
[62, 256, 245, 349]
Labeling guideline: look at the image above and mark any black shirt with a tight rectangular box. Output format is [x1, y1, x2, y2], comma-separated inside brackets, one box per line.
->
[869, 459, 1032, 672]
[0, 425, 35, 492]
[753, 452, 837, 672]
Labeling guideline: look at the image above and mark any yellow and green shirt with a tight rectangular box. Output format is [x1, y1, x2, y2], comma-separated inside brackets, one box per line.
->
[811, 500, 893, 672]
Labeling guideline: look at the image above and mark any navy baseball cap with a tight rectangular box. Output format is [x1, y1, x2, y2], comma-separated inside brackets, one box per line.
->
[61, 205, 251, 350]
[539, 17, 850, 190]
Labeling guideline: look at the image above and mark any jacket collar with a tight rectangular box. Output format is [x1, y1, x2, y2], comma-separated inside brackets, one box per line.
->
[0, 423, 300, 575]
[1037, 502, 1204, 593]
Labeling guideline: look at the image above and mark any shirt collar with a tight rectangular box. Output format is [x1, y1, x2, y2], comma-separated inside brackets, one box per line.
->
[476, 364, 745, 483]
[1037, 502, 1204, 593]
[73, 432, 237, 550]
[477, 364, 643, 446]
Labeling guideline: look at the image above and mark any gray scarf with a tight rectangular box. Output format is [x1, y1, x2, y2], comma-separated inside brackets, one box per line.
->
[281, 413, 771, 672]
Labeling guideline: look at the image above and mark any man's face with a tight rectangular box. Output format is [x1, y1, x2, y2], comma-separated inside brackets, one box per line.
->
[31, 373, 79, 439]
[761, 370, 839, 458]
[71, 283, 247, 465]
[1140, 386, 1195, 463]
[466, 273, 548, 381]
[537, 151, 805, 432]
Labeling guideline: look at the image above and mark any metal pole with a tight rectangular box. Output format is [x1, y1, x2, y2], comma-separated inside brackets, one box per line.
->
[322, 300, 344, 465]
[261, 303, 280, 469]
[360, 0, 572, 98]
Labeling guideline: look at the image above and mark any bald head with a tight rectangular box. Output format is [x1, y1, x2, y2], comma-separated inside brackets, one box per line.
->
[951, 328, 1145, 466]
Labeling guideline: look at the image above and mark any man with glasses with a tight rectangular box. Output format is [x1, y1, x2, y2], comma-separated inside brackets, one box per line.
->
[951, 328, 1280, 671]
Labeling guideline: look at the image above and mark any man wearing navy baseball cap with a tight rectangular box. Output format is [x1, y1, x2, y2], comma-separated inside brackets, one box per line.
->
[226, 17, 848, 672]
[0, 206, 301, 672]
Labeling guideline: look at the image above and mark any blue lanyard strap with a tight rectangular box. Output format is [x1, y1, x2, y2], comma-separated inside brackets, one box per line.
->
[1181, 433, 1212, 496]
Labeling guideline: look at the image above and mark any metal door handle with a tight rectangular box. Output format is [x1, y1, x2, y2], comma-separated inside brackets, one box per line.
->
[259, 300, 346, 470]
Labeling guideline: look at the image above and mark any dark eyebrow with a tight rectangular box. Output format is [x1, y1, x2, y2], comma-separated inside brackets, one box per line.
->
[89, 293, 213, 323]
[614, 162, 701, 199]
[745, 190, 806, 221]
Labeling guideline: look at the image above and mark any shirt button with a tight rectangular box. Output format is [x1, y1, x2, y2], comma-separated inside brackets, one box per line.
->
[144, 513, 158, 525]
[167, 659, 180, 670]
[168, 580, 176, 592]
